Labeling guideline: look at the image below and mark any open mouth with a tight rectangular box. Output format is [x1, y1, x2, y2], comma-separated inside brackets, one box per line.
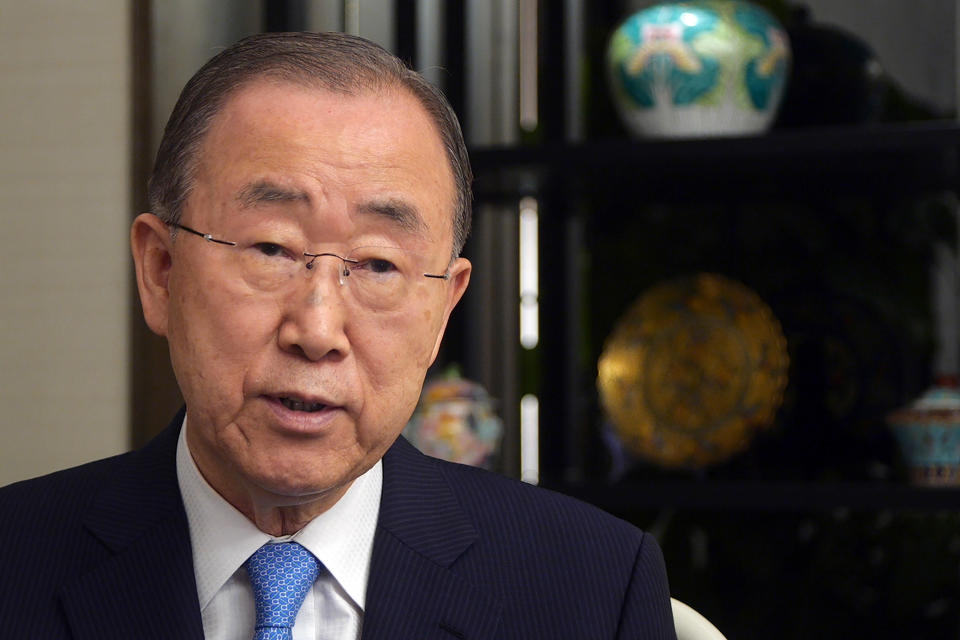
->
[278, 397, 328, 413]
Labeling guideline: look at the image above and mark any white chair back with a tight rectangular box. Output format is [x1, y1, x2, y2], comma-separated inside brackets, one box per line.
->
[671, 597, 727, 640]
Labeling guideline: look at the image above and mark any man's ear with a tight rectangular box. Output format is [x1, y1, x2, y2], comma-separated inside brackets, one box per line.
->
[429, 257, 472, 365]
[131, 213, 173, 337]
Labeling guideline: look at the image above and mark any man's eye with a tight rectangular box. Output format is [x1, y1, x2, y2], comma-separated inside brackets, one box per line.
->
[349, 258, 398, 275]
[366, 259, 397, 274]
[252, 243, 286, 258]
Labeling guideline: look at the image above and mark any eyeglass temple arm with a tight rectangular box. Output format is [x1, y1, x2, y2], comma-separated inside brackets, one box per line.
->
[170, 222, 237, 246]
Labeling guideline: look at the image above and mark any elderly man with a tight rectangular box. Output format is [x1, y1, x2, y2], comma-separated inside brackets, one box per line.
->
[0, 32, 676, 639]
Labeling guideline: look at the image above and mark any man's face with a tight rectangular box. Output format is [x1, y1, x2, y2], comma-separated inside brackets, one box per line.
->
[134, 79, 470, 514]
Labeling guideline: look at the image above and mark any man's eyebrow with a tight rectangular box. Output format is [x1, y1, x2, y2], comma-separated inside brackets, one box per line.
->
[357, 199, 427, 235]
[236, 183, 428, 235]
[237, 181, 310, 208]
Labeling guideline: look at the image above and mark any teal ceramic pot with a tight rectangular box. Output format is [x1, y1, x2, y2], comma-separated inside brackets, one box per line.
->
[606, 0, 790, 138]
[886, 385, 960, 486]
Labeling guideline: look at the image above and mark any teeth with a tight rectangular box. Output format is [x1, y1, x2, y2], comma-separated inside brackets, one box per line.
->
[280, 397, 326, 412]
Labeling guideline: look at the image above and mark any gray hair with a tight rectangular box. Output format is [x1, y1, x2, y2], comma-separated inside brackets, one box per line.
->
[148, 31, 471, 257]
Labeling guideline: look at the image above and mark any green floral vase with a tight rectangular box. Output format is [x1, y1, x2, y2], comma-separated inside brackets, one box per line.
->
[607, 0, 790, 138]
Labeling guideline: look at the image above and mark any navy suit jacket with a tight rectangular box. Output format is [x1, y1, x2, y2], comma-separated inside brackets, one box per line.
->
[0, 409, 676, 639]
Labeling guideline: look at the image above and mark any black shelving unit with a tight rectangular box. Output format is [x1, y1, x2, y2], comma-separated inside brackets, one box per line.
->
[472, 121, 960, 486]
[466, 122, 960, 639]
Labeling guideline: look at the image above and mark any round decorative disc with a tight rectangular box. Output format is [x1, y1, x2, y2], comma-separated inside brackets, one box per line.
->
[598, 273, 789, 468]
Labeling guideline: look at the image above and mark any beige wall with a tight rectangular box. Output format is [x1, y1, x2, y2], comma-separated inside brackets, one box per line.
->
[0, 2, 131, 485]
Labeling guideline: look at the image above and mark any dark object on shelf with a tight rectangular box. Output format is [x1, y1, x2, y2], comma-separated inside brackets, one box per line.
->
[775, 5, 886, 127]
[650, 510, 960, 640]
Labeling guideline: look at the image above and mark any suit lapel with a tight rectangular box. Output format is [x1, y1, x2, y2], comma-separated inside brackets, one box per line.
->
[362, 438, 502, 639]
[56, 417, 500, 638]
[60, 409, 204, 640]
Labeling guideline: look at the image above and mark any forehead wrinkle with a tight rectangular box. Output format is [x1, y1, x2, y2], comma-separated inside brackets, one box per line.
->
[236, 180, 311, 209]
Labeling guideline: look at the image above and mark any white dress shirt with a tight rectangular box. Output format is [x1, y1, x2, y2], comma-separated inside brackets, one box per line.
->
[176, 418, 382, 640]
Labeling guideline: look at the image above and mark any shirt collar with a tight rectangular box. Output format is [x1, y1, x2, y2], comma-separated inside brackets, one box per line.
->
[175, 416, 382, 612]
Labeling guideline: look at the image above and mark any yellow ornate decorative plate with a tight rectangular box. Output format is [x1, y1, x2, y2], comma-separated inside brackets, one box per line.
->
[598, 273, 789, 468]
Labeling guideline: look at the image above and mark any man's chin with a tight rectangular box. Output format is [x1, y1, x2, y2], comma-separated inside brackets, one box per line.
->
[243, 461, 358, 507]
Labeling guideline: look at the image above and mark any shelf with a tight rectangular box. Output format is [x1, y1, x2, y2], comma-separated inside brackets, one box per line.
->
[465, 120, 960, 511]
[546, 480, 960, 513]
[470, 121, 960, 204]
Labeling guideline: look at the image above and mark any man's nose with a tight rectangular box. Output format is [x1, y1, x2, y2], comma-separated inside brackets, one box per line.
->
[276, 260, 351, 361]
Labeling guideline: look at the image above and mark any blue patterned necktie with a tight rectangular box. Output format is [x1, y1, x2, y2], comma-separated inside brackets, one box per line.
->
[245, 542, 320, 640]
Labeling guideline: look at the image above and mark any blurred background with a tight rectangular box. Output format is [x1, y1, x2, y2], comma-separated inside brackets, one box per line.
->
[2, 1, 959, 637]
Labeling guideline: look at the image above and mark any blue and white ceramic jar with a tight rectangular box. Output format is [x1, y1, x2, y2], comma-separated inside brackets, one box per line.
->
[606, 0, 791, 138]
[887, 384, 960, 486]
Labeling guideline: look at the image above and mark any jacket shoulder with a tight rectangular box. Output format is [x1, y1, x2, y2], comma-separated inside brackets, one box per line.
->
[0, 453, 136, 632]
[0, 451, 132, 531]
[426, 455, 675, 638]
[435, 456, 641, 540]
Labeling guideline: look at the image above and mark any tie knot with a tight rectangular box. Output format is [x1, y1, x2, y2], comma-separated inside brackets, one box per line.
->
[245, 542, 320, 640]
